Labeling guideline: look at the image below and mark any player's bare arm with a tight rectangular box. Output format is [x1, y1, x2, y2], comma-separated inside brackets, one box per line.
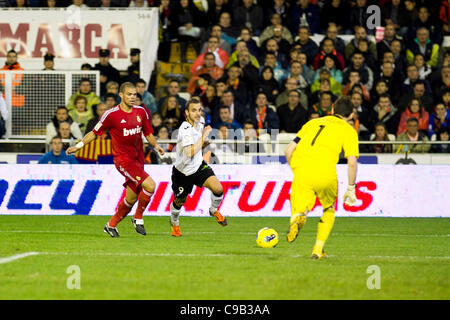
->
[184, 125, 212, 158]
[145, 134, 165, 155]
[344, 156, 358, 206]
[66, 131, 96, 155]
[284, 138, 299, 165]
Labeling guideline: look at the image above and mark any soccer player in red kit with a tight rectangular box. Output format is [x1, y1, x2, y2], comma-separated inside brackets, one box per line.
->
[67, 82, 165, 237]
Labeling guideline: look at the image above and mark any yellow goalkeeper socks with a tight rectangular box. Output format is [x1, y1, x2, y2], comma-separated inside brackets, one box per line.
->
[314, 208, 335, 252]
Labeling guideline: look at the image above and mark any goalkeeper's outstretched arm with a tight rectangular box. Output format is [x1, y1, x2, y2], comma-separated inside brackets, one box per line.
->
[66, 131, 96, 155]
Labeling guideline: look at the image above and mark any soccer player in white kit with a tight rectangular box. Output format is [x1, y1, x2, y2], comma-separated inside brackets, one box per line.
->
[170, 97, 228, 236]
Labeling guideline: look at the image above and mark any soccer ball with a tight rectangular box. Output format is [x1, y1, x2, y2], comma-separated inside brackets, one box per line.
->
[256, 227, 279, 248]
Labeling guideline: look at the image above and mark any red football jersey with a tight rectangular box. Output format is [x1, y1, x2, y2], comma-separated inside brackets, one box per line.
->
[93, 105, 153, 164]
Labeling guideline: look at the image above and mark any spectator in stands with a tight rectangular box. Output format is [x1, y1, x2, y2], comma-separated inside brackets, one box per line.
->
[85, 102, 108, 137]
[125, 48, 140, 84]
[210, 124, 236, 154]
[264, 0, 290, 27]
[365, 122, 394, 154]
[129, 0, 147, 8]
[347, 0, 370, 34]
[297, 51, 315, 84]
[207, 0, 232, 26]
[256, 66, 280, 105]
[310, 91, 333, 117]
[232, 0, 264, 36]
[398, 0, 419, 38]
[42, 53, 55, 71]
[156, 125, 174, 152]
[160, 95, 183, 126]
[260, 13, 293, 48]
[290, 0, 320, 35]
[68, 95, 94, 134]
[371, 93, 399, 134]
[46, 106, 82, 144]
[237, 120, 265, 154]
[248, 92, 280, 134]
[260, 38, 289, 69]
[427, 102, 450, 138]
[313, 37, 345, 71]
[223, 65, 249, 106]
[294, 26, 318, 67]
[276, 77, 308, 111]
[237, 27, 260, 59]
[402, 65, 432, 97]
[39, 136, 78, 164]
[399, 80, 433, 114]
[135, 78, 157, 115]
[430, 127, 450, 153]
[81, 63, 92, 70]
[406, 27, 440, 68]
[232, 49, 260, 96]
[287, 60, 309, 92]
[357, 38, 377, 73]
[0, 94, 8, 139]
[390, 39, 408, 78]
[413, 53, 432, 80]
[345, 26, 378, 62]
[381, 0, 406, 29]
[407, 6, 443, 46]
[313, 55, 343, 84]
[102, 80, 120, 104]
[262, 52, 288, 85]
[188, 52, 224, 95]
[217, 89, 248, 127]
[310, 78, 336, 106]
[432, 66, 450, 103]
[350, 91, 372, 137]
[395, 117, 430, 153]
[397, 98, 430, 136]
[204, 24, 232, 56]
[277, 89, 308, 133]
[200, 84, 219, 123]
[192, 35, 229, 73]
[67, 78, 101, 112]
[192, 73, 212, 98]
[151, 112, 163, 135]
[93, 48, 121, 97]
[104, 92, 117, 110]
[378, 61, 402, 102]
[226, 40, 260, 69]
[46, 0, 56, 8]
[2, 49, 23, 71]
[214, 105, 242, 131]
[311, 67, 342, 97]
[67, 0, 87, 10]
[215, 78, 227, 99]
[343, 51, 374, 91]
[57, 121, 78, 150]
[371, 79, 389, 107]
[321, 23, 346, 54]
[218, 11, 239, 39]
[377, 23, 404, 63]
[320, 1, 348, 33]
[158, 79, 187, 111]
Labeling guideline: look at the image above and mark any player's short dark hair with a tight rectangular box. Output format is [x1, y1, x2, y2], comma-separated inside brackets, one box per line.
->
[119, 81, 135, 94]
[333, 96, 354, 117]
[186, 97, 202, 111]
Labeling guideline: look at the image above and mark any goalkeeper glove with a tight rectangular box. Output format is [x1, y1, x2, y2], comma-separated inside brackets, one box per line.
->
[344, 184, 356, 206]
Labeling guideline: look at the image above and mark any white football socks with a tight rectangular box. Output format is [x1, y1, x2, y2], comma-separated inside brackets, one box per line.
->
[170, 202, 181, 226]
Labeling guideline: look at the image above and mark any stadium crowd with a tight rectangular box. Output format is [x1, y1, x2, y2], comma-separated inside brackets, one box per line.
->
[1, 0, 450, 162]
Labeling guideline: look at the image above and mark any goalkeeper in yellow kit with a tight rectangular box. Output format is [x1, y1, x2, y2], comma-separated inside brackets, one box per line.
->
[284, 96, 359, 259]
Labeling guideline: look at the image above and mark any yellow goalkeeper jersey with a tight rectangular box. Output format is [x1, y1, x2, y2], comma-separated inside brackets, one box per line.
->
[290, 115, 359, 170]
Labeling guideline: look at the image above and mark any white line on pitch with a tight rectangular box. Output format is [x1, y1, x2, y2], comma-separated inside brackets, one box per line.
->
[0, 252, 40, 265]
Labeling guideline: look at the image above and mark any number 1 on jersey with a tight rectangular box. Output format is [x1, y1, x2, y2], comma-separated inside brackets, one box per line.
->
[311, 125, 325, 146]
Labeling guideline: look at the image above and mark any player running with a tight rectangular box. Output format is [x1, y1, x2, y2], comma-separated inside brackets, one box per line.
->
[169, 97, 227, 237]
[67, 82, 165, 238]
[284, 96, 359, 259]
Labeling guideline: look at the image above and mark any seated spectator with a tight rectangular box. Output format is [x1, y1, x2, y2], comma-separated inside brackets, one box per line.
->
[430, 127, 450, 153]
[365, 122, 394, 153]
[313, 37, 345, 71]
[207, 0, 232, 27]
[46, 106, 82, 145]
[413, 53, 432, 80]
[287, 60, 309, 92]
[192, 73, 212, 99]
[261, 25, 292, 58]
[343, 51, 374, 91]
[276, 77, 308, 111]
[202, 24, 232, 56]
[312, 55, 343, 84]
[320, 2, 348, 34]
[214, 105, 242, 131]
[371, 93, 400, 134]
[347, 0, 370, 34]
[432, 66, 450, 104]
[311, 68, 342, 97]
[156, 125, 175, 152]
[256, 66, 279, 104]
[134, 78, 156, 115]
[151, 112, 163, 136]
[104, 92, 117, 110]
[260, 13, 293, 48]
[248, 92, 280, 134]
[294, 26, 319, 67]
[399, 80, 434, 114]
[236, 120, 265, 154]
[277, 89, 308, 133]
[397, 98, 429, 136]
[226, 40, 260, 69]
[428, 103, 450, 139]
[187, 52, 224, 95]
[345, 25, 378, 62]
[262, 52, 288, 85]
[68, 95, 94, 134]
[357, 38, 377, 72]
[236, 27, 260, 59]
[350, 91, 372, 134]
[309, 78, 337, 106]
[232, 0, 264, 36]
[67, 78, 101, 112]
[101, 80, 120, 104]
[376, 23, 404, 61]
[85, 103, 109, 138]
[39, 136, 78, 164]
[57, 121, 78, 150]
[370, 79, 391, 108]
[160, 96, 183, 126]
[157, 79, 187, 111]
[216, 89, 249, 127]
[377, 61, 402, 102]
[390, 39, 408, 78]
[290, 0, 320, 35]
[406, 6, 443, 46]
[231, 49, 260, 96]
[406, 27, 440, 68]
[399, 0, 419, 38]
[395, 117, 430, 153]
[218, 11, 240, 39]
[223, 65, 249, 106]
[264, 0, 290, 26]
[342, 70, 370, 101]
[210, 124, 236, 154]
[321, 23, 346, 54]
[297, 51, 315, 85]
[260, 38, 289, 69]
[310, 91, 333, 117]
[192, 35, 229, 73]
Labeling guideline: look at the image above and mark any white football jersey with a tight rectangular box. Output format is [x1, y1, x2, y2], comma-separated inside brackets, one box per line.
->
[174, 116, 205, 175]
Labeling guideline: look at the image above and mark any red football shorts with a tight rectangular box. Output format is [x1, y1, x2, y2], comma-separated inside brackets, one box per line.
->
[115, 159, 149, 195]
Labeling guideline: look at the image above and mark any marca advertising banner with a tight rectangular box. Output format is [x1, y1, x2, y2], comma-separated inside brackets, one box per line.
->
[0, 164, 448, 217]
[0, 8, 159, 85]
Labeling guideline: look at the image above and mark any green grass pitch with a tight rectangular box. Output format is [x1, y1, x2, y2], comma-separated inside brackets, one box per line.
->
[0, 215, 448, 300]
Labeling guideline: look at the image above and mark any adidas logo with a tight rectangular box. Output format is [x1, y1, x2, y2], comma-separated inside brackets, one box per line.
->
[121, 119, 126, 123]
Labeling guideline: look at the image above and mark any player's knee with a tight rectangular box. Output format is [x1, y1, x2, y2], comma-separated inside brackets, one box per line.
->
[141, 177, 156, 193]
[212, 182, 223, 196]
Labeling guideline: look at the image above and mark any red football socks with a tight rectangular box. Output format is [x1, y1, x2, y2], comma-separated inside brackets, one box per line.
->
[134, 188, 153, 220]
[109, 198, 133, 227]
